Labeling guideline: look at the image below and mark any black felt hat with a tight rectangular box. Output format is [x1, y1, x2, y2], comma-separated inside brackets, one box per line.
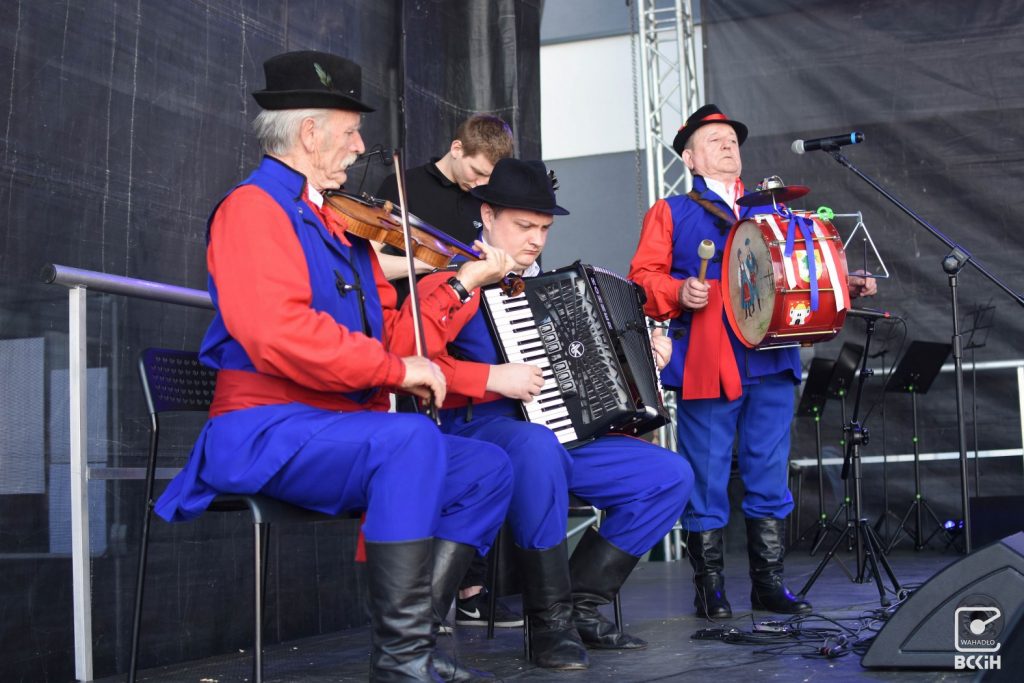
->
[672, 104, 748, 156]
[252, 51, 374, 112]
[470, 159, 569, 216]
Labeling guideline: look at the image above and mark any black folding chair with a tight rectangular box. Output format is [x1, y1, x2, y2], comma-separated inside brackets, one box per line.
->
[128, 348, 344, 683]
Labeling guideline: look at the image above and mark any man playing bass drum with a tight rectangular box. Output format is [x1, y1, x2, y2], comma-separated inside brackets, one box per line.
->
[628, 104, 876, 621]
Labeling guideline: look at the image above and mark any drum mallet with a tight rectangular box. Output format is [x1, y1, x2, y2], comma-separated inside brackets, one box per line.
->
[697, 239, 716, 283]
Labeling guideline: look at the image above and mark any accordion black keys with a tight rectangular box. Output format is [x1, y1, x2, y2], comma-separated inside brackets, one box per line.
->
[480, 261, 669, 448]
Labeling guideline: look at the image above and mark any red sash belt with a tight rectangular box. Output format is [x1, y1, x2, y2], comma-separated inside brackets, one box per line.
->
[209, 368, 389, 417]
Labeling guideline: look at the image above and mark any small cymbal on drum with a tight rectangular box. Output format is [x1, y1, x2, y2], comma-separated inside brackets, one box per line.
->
[736, 174, 810, 207]
[736, 184, 810, 207]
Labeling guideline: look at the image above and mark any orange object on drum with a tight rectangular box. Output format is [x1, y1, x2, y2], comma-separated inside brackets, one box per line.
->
[722, 210, 851, 349]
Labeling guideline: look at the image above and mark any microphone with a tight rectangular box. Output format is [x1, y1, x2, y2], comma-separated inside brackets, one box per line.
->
[697, 239, 715, 283]
[349, 147, 394, 167]
[844, 306, 891, 320]
[791, 132, 864, 154]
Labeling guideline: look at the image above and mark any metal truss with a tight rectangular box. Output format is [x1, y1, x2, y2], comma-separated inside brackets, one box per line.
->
[634, 0, 702, 204]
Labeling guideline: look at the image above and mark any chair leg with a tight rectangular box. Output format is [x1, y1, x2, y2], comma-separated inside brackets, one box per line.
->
[487, 528, 501, 639]
[261, 524, 271, 614]
[128, 506, 154, 683]
[253, 521, 266, 683]
[129, 424, 161, 683]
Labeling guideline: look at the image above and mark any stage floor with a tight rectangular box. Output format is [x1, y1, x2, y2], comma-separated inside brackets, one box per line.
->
[119, 543, 974, 682]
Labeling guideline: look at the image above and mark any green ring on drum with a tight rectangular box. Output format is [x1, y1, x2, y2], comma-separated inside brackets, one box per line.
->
[816, 205, 835, 221]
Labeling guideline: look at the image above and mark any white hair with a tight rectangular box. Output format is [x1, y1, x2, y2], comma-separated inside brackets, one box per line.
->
[252, 108, 329, 155]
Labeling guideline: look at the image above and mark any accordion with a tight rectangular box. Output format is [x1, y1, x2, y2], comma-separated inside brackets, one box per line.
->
[480, 261, 669, 448]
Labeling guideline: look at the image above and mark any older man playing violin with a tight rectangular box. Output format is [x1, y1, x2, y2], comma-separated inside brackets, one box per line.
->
[154, 50, 516, 682]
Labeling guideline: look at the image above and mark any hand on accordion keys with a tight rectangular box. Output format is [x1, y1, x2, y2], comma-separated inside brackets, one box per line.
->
[485, 362, 546, 402]
[651, 327, 672, 371]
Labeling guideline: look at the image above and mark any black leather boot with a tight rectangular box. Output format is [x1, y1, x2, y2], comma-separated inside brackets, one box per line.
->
[568, 527, 647, 650]
[429, 539, 497, 682]
[516, 542, 589, 670]
[745, 517, 812, 615]
[364, 539, 441, 682]
[685, 529, 732, 619]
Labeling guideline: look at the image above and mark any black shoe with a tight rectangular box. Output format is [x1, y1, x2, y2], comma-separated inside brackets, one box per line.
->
[569, 528, 647, 650]
[686, 529, 732, 619]
[516, 542, 589, 670]
[364, 539, 438, 682]
[745, 517, 812, 615]
[455, 590, 524, 628]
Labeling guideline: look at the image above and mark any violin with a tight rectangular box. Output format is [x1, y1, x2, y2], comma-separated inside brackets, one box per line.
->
[322, 190, 525, 296]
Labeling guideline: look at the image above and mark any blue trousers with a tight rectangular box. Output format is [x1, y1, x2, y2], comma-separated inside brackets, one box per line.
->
[441, 411, 692, 556]
[157, 406, 513, 554]
[676, 373, 795, 531]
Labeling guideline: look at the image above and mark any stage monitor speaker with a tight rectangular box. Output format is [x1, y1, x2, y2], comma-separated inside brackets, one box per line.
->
[970, 495, 1024, 548]
[862, 532, 1024, 670]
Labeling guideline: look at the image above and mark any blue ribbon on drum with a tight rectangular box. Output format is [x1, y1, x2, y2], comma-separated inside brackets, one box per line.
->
[778, 206, 819, 311]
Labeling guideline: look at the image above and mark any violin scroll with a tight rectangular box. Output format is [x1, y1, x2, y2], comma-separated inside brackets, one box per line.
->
[500, 273, 526, 297]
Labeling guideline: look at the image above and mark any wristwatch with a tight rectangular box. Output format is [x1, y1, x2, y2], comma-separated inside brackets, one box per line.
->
[446, 276, 473, 304]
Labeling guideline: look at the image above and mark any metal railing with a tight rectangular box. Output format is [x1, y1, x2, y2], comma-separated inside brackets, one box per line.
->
[41, 264, 212, 682]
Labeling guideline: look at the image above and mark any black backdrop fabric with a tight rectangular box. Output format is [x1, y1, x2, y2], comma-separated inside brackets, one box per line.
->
[702, 1, 1024, 519]
[402, 0, 542, 164]
[0, 1, 541, 680]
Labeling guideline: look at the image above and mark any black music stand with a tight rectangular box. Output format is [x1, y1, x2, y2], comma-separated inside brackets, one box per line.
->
[795, 358, 841, 554]
[883, 340, 954, 553]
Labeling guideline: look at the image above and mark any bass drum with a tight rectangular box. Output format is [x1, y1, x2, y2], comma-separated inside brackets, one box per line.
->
[722, 211, 850, 349]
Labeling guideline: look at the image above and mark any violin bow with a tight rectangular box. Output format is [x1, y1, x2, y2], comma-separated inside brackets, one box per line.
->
[391, 150, 441, 423]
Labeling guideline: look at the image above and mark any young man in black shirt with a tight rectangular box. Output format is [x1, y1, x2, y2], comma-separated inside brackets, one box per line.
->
[375, 114, 515, 282]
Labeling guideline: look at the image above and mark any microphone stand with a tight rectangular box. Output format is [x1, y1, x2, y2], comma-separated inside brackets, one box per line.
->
[822, 146, 1024, 554]
[798, 319, 903, 607]
[870, 349, 902, 549]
